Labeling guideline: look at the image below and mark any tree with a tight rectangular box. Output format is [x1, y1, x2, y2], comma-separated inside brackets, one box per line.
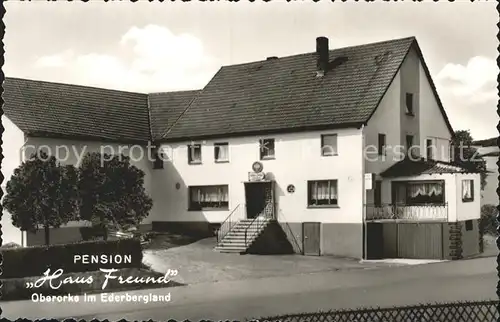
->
[452, 130, 487, 190]
[2, 152, 80, 245]
[78, 152, 153, 239]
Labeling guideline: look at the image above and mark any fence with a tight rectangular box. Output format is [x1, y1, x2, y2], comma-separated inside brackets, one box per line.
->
[251, 300, 499, 322]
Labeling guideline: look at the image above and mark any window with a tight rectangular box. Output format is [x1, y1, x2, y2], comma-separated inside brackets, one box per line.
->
[426, 139, 433, 160]
[378, 134, 386, 156]
[214, 143, 229, 163]
[188, 185, 229, 210]
[374, 180, 382, 207]
[188, 144, 202, 164]
[465, 220, 473, 231]
[405, 93, 414, 115]
[321, 134, 338, 156]
[259, 138, 275, 160]
[462, 179, 474, 202]
[392, 181, 444, 205]
[308, 180, 338, 207]
[406, 135, 414, 155]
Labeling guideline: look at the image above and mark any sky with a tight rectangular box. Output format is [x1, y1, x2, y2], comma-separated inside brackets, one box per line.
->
[4, 1, 498, 140]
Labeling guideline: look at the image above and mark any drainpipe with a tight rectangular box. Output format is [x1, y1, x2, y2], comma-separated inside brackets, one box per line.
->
[361, 124, 367, 260]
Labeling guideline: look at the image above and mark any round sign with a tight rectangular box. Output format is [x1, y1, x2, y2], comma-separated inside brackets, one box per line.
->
[252, 161, 264, 173]
[287, 184, 295, 193]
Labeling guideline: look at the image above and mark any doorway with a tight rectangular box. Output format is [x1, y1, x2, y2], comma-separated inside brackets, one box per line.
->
[303, 222, 321, 255]
[244, 182, 270, 219]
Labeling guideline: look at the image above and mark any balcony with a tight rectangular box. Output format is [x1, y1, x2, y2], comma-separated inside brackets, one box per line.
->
[365, 203, 448, 221]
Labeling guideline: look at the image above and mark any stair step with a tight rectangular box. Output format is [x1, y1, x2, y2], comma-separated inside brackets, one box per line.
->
[215, 246, 247, 253]
[215, 218, 272, 254]
[218, 243, 248, 248]
[231, 226, 265, 231]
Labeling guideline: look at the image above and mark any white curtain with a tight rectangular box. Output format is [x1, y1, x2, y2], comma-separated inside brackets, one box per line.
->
[311, 181, 338, 201]
[216, 145, 229, 161]
[191, 186, 228, 203]
[462, 180, 472, 199]
[408, 182, 443, 197]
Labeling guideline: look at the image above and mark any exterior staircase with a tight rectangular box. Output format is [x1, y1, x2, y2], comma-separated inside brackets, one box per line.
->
[215, 218, 273, 254]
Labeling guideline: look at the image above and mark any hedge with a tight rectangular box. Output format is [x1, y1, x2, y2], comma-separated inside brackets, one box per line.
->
[1, 238, 143, 279]
[480, 204, 499, 236]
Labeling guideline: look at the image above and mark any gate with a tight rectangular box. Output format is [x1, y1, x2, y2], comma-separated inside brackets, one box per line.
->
[397, 223, 443, 259]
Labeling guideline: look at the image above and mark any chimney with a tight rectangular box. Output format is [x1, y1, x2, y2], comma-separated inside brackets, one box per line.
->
[316, 36, 329, 77]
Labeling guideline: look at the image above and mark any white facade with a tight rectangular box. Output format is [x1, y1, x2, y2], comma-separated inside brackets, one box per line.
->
[151, 128, 365, 224]
[1, 115, 26, 246]
[364, 47, 454, 207]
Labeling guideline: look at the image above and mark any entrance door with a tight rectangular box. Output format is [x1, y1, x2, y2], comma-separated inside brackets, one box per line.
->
[303, 222, 321, 255]
[244, 182, 268, 219]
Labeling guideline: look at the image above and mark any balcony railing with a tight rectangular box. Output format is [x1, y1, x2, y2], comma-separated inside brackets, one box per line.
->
[365, 203, 448, 221]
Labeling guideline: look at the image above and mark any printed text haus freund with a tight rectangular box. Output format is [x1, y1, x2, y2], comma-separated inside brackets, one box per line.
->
[2, 36, 481, 259]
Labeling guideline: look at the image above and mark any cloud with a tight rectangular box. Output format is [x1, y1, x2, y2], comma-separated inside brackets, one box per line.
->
[32, 25, 219, 92]
[435, 56, 498, 139]
[436, 56, 498, 104]
[34, 50, 74, 68]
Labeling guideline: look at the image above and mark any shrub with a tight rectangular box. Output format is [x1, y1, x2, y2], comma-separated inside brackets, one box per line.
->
[2, 152, 80, 246]
[0, 242, 21, 249]
[1, 238, 143, 279]
[480, 204, 499, 236]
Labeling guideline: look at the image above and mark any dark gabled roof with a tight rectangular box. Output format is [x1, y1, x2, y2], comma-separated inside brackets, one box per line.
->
[3, 77, 151, 143]
[148, 90, 201, 141]
[380, 157, 480, 178]
[164, 36, 453, 141]
[3, 77, 201, 143]
[4, 36, 456, 144]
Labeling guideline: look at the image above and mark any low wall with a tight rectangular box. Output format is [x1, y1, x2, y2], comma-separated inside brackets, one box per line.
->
[26, 223, 154, 246]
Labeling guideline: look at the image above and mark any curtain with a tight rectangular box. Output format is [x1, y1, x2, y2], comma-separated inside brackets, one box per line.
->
[193, 147, 201, 162]
[408, 182, 443, 197]
[462, 180, 472, 199]
[190, 186, 228, 208]
[310, 181, 337, 204]
[216, 145, 229, 161]
[406, 181, 444, 205]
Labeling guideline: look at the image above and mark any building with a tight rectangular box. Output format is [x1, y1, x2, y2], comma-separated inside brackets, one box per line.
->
[2, 36, 481, 259]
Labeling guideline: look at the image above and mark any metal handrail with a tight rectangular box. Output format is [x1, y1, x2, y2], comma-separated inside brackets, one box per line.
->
[244, 214, 268, 247]
[217, 204, 241, 244]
